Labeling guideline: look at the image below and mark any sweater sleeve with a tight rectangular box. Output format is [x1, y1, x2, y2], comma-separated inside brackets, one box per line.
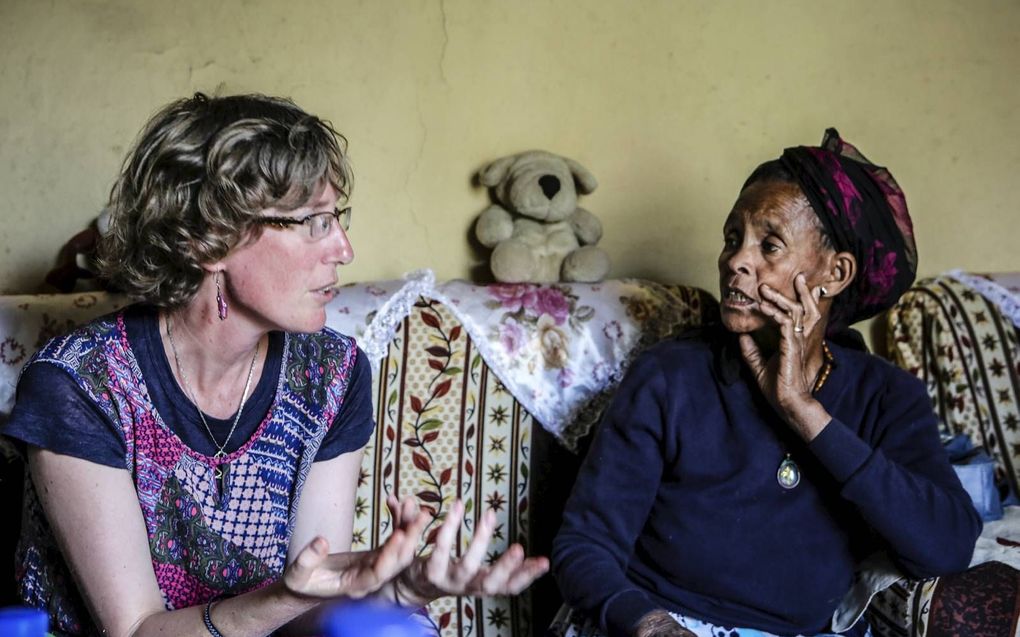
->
[551, 351, 675, 637]
[808, 367, 982, 578]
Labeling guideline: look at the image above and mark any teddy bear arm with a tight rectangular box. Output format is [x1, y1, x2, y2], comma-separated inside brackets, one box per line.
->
[475, 205, 515, 247]
[569, 207, 604, 245]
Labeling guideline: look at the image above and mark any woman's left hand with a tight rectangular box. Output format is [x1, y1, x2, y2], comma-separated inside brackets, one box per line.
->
[738, 273, 831, 440]
[386, 496, 550, 606]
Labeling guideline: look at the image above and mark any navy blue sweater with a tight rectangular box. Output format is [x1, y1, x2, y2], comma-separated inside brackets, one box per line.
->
[552, 329, 981, 637]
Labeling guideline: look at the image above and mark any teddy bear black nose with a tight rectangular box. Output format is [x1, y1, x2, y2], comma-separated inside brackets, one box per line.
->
[538, 175, 561, 199]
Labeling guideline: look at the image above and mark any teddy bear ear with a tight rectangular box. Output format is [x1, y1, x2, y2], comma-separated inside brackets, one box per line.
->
[565, 157, 598, 194]
[479, 155, 517, 187]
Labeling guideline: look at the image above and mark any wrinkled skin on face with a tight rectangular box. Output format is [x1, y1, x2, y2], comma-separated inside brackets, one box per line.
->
[717, 180, 834, 336]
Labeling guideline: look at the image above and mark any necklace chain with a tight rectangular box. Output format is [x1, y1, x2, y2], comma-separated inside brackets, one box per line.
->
[812, 341, 834, 394]
[165, 315, 260, 458]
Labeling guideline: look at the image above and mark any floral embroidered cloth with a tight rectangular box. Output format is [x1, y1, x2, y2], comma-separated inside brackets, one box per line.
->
[0, 273, 715, 451]
[327, 270, 716, 449]
[0, 292, 126, 423]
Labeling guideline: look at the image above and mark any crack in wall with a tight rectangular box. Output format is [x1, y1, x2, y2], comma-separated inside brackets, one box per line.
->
[402, 91, 431, 252]
[438, 0, 450, 86]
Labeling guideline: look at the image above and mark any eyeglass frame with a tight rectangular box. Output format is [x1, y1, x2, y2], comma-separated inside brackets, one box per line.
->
[253, 206, 352, 239]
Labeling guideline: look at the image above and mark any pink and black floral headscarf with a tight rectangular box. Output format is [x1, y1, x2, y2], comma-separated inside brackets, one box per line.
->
[779, 128, 917, 326]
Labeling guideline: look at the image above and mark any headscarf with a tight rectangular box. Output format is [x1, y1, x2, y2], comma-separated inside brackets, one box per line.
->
[779, 128, 917, 327]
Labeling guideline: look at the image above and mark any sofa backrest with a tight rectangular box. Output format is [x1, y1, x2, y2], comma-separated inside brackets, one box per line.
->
[887, 274, 1020, 500]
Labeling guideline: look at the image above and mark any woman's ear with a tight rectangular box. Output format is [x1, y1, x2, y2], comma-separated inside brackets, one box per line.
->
[821, 251, 856, 297]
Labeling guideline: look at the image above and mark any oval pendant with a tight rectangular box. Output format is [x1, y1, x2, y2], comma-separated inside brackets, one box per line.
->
[777, 453, 800, 489]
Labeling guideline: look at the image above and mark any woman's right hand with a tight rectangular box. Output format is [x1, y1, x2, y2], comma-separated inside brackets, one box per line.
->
[633, 609, 697, 637]
[283, 498, 431, 599]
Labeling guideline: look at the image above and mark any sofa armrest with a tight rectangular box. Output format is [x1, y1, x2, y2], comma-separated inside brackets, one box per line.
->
[867, 561, 1020, 637]
[886, 274, 1020, 500]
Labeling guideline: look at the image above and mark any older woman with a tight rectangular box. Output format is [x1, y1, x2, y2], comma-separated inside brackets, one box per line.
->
[1, 93, 548, 636]
[551, 130, 981, 637]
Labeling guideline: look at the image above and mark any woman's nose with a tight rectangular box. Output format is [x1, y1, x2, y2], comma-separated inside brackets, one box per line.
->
[325, 226, 354, 265]
[723, 244, 753, 275]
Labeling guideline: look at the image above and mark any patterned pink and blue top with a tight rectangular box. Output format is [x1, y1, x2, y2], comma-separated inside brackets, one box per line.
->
[4, 306, 373, 636]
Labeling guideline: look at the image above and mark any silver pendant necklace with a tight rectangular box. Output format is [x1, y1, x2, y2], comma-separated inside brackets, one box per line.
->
[166, 315, 259, 506]
[776, 342, 834, 490]
[777, 453, 801, 489]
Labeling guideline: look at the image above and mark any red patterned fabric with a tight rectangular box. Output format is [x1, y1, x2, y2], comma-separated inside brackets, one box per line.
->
[928, 561, 1020, 637]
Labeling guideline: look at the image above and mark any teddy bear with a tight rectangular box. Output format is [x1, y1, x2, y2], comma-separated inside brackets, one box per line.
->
[474, 150, 611, 283]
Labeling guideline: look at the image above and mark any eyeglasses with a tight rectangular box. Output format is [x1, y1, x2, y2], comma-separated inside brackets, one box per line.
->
[255, 206, 352, 240]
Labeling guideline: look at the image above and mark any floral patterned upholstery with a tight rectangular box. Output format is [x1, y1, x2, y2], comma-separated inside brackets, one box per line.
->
[341, 280, 716, 636]
[0, 279, 718, 637]
[873, 273, 1020, 637]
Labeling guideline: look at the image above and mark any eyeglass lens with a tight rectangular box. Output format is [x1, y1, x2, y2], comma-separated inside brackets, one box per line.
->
[308, 208, 351, 239]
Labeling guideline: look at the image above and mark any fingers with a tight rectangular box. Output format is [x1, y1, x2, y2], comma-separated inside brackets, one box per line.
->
[474, 543, 521, 594]
[504, 555, 550, 595]
[373, 529, 413, 579]
[401, 496, 422, 529]
[386, 494, 400, 519]
[794, 274, 822, 332]
[293, 536, 329, 572]
[425, 499, 463, 583]
[757, 289, 797, 338]
[283, 536, 330, 595]
[475, 543, 550, 596]
[759, 283, 800, 329]
[760, 274, 822, 337]
[409, 500, 549, 598]
[460, 508, 496, 574]
[388, 494, 427, 532]
[379, 498, 430, 572]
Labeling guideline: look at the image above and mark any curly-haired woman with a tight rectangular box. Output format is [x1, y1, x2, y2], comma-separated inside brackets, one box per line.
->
[2, 93, 548, 636]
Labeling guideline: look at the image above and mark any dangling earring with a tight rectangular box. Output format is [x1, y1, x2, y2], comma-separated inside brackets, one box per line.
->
[215, 272, 228, 321]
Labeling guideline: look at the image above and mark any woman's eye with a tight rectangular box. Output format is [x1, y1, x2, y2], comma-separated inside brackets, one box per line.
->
[763, 241, 781, 253]
[723, 236, 738, 248]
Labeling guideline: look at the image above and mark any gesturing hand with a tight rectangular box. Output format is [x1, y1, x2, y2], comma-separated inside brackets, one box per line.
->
[387, 496, 549, 605]
[738, 273, 830, 440]
[283, 496, 431, 600]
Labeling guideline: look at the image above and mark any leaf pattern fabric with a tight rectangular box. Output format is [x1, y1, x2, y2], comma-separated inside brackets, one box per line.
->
[0, 281, 716, 637]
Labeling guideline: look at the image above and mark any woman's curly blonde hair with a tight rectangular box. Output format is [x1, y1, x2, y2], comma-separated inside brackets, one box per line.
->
[97, 92, 352, 308]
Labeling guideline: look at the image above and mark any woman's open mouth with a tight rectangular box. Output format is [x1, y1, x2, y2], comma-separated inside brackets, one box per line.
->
[313, 284, 338, 299]
[722, 287, 756, 307]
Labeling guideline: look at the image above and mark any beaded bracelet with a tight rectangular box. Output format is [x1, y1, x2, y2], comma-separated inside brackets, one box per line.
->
[203, 600, 226, 637]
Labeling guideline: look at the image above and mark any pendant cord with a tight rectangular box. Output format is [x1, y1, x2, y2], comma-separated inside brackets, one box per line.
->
[165, 315, 259, 459]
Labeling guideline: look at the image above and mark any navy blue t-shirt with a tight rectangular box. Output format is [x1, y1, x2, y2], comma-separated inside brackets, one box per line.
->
[3, 305, 374, 467]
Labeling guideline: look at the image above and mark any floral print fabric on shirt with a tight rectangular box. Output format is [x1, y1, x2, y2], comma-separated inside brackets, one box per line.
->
[14, 311, 357, 635]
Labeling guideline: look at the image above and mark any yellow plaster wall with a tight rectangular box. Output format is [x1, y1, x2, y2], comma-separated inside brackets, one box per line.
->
[2, 1, 1018, 338]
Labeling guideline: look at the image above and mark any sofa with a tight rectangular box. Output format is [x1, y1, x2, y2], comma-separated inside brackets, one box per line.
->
[2, 270, 1017, 637]
[873, 272, 1020, 637]
[0, 271, 717, 637]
